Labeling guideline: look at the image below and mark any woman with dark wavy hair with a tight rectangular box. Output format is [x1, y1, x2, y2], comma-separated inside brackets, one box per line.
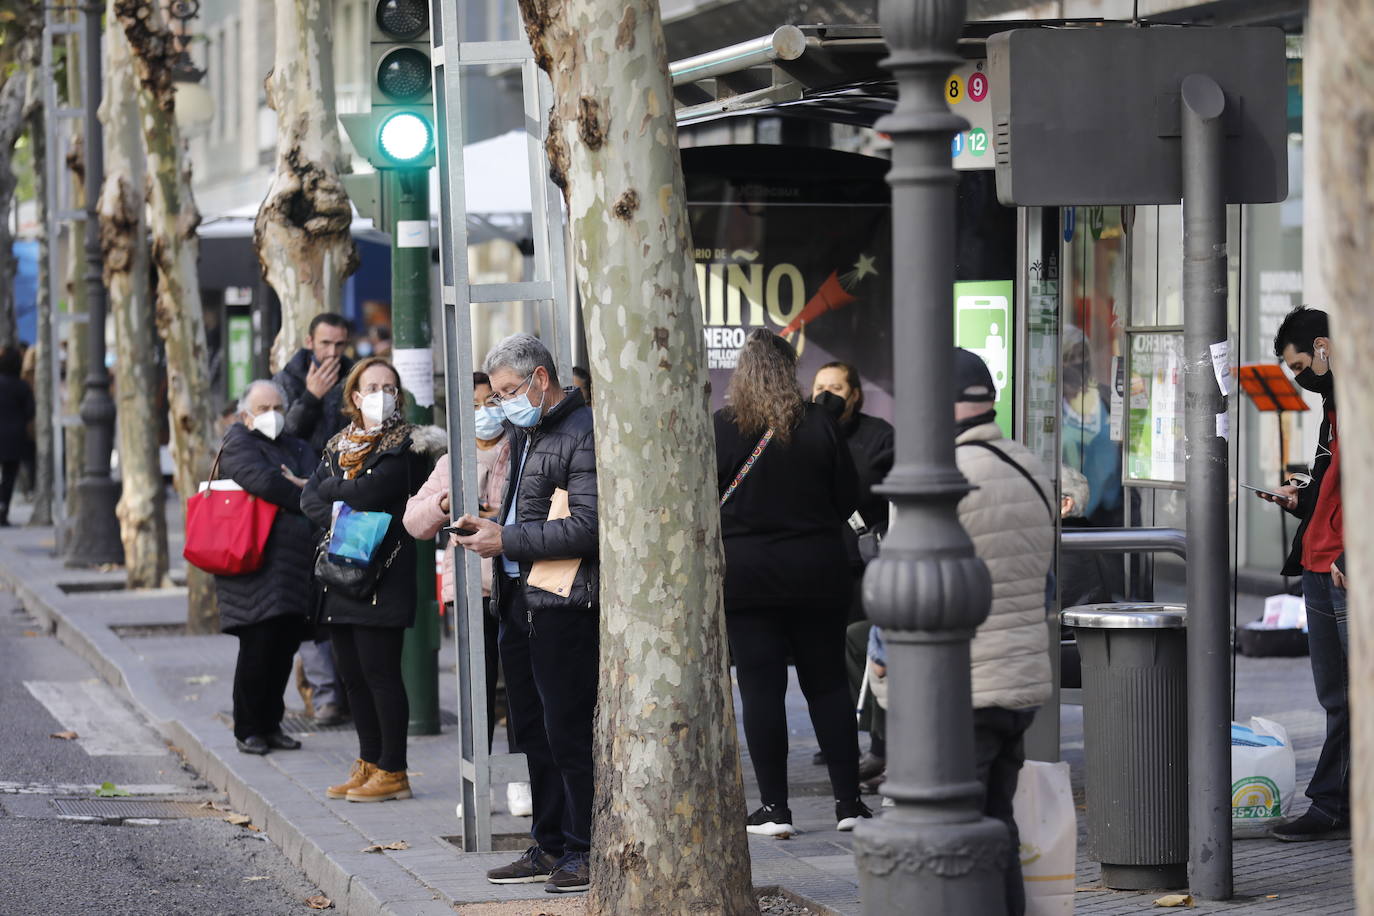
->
[714, 329, 869, 837]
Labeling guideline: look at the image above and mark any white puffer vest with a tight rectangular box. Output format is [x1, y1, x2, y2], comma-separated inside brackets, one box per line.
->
[956, 422, 1055, 710]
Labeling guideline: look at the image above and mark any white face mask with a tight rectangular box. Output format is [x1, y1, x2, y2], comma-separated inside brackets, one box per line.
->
[359, 391, 397, 427]
[252, 409, 284, 440]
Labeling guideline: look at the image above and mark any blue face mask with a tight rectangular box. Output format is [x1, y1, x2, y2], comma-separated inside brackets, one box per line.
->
[500, 375, 547, 428]
[474, 405, 505, 440]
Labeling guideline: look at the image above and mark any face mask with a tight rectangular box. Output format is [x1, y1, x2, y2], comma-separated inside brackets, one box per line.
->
[474, 405, 505, 440]
[1295, 365, 1334, 396]
[814, 390, 846, 421]
[500, 376, 546, 428]
[252, 409, 284, 441]
[359, 391, 397, 427]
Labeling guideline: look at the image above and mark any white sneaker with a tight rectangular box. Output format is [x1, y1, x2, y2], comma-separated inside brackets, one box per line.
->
[506, 781, 533, 817]
[881, 796, 894, 808]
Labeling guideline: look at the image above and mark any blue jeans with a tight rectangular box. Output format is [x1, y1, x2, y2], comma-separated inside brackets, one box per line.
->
[1302, 570, 1349, 823]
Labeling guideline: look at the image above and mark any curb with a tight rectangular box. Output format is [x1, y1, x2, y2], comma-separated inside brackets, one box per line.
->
[0, 538, 455, 916]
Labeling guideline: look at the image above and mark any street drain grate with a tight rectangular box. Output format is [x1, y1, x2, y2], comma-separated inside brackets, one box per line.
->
[111, 622, 189, 638]
[51, 798, 220, 820]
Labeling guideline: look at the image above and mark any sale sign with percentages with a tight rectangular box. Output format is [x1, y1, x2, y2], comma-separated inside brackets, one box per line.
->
[948, 61, 995, 172]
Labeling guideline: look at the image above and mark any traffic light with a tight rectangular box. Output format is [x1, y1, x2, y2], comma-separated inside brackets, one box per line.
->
[341, 0, 436, 170]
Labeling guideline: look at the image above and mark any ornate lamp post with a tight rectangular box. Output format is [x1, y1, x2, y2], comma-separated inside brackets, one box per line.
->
[65, 0, 122, 566]
[852, 1, 1009, 912]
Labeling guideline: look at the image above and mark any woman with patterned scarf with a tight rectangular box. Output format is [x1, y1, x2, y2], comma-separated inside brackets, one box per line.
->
[301, 356, 447, 802]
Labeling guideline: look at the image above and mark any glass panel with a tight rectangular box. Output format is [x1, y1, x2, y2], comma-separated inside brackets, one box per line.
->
[1062, 207, 1126, 526]
[1156, 205, 1184, 326]
[1024, 208, 1060, 473]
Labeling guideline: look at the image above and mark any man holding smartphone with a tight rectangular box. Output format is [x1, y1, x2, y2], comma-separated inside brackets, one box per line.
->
[1259, 306, 1348, 842]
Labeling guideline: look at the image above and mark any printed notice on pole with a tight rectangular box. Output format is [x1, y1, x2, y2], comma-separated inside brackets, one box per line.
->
[396, 220, 430, 249]
[393, 347, 434, 407]
[1210, 341, 1232, 397]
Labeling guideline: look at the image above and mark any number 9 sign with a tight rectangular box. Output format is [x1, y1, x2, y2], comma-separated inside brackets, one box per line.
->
[968, 71, 988, 103]
[946, 74, 964, 104]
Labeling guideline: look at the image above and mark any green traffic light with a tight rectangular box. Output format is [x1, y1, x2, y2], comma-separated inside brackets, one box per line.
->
[378, 111, 433, 164]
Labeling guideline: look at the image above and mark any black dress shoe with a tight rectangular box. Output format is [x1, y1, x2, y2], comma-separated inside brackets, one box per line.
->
[264, 731, 302, 750]
[236, 735, 269, 755]
[811, 750, 826, 766]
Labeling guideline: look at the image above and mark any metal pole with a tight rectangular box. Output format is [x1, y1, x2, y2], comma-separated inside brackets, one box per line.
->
[855, 2, 1008, 912]
[64, 0, 122, 567]
[390, 167, 441, 737]
[1181, 72, 1233, 901]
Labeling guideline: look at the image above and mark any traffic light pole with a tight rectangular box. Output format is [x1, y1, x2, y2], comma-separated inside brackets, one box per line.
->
[389, 167, 441, 736]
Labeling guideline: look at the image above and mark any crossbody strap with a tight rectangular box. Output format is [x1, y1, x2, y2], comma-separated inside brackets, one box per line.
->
[720, 428, 775, 507]
[958, 439, 1053, 521]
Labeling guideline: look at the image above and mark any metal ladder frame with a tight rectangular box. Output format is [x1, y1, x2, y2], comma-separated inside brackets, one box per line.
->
[40, 2, 91, 530]
[428, 3, 574, 853]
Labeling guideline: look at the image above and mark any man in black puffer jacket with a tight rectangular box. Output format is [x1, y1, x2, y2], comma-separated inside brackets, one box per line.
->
[454, 333, 598, 896]
[272, 312, 353, 726]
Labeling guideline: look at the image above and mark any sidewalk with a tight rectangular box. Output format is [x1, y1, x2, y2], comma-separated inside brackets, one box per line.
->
[0, 507, 1355, 915]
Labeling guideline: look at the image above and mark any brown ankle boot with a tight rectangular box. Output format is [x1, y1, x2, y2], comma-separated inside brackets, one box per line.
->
[326, 759, 376, 799]
[346, 767, 411, 802]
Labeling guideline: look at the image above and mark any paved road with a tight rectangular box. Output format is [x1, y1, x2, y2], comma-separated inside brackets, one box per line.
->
[0, 587, 322, 915]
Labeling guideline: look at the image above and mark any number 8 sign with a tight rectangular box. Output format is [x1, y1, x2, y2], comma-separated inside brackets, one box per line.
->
[968, 71, 988, 103]
[946, 74, 964, 104]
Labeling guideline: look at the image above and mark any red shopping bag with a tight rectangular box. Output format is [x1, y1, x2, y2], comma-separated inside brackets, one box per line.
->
[183, 478, 279, 576]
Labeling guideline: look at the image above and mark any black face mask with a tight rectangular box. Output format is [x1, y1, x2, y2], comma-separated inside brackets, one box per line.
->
[814, 390, 846, 421]
[1295, 366, 1334, 396]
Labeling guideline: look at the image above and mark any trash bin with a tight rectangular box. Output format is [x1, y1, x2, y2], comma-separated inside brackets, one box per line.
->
[1062, 603, 1187, 890]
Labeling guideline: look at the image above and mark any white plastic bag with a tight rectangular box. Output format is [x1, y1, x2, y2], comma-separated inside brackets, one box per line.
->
[1013, 760, 1076, 916]
[1231, 716, 1296, 838]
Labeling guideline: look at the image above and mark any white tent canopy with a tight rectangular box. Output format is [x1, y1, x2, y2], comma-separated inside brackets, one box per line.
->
[199, 130, 540, 245]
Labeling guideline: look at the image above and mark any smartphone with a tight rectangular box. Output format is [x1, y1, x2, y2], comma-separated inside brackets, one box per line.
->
[1241, 483, 1290, 502]
[440, 524, 478, 542]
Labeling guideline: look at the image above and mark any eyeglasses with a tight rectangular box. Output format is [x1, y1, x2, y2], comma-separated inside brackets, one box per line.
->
[360, 383, 399, 396]
[484, 372, 533, 408]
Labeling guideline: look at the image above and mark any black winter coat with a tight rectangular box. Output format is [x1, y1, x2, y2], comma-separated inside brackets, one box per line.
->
[273, 349, 355, 456]
[493, 389, 600, 614]
[0, 374, 35, 464]
[715, 402, 859, 611]
[839, 411, 894, 569]
[213, 424, 318, 633]
[300, 422, 432, 628]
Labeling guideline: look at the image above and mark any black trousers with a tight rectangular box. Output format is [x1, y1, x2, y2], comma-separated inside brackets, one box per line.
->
[726, 605, 860, 808]
[331, 624, 409, 773]
[0, 459, 17, 521]
[497, 577, 598, 856]
[973, 706, 1037, 916]
[231, 615, 305, 741]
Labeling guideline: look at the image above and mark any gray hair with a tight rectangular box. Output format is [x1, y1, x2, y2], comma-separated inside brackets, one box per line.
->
[482, 333, 559, 387]
[1060, 465, 1090, 519]
[236, 379, 288, 416]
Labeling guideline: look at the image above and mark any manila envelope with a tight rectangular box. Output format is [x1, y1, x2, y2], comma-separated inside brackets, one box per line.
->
[528, 487, 582, 597]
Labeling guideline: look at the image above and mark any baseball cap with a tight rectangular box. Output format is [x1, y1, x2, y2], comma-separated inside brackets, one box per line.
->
[954, 348, 997, 403]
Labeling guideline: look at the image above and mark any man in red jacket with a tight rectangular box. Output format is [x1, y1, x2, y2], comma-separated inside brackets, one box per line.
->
[1260, 306, 1347, 842]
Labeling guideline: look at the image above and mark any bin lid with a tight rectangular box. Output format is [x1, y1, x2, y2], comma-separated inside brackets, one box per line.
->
[1061, 603, 1187, 629]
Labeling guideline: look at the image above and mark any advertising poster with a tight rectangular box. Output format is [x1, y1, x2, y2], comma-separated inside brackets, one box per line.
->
[683, 146, 894, 421]
[953, 280, 1014, 439]
[1127, 332, 1186, 483]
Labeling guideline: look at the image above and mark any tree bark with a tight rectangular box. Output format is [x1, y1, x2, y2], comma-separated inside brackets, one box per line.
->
[114, 0, 218, 631]
[256, 0, 358, 375]
[100, 0, 168, 588]
[27, 64, 54, 527]
[1311, 6, 1374, 913]
[518, 1, 755, 911]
